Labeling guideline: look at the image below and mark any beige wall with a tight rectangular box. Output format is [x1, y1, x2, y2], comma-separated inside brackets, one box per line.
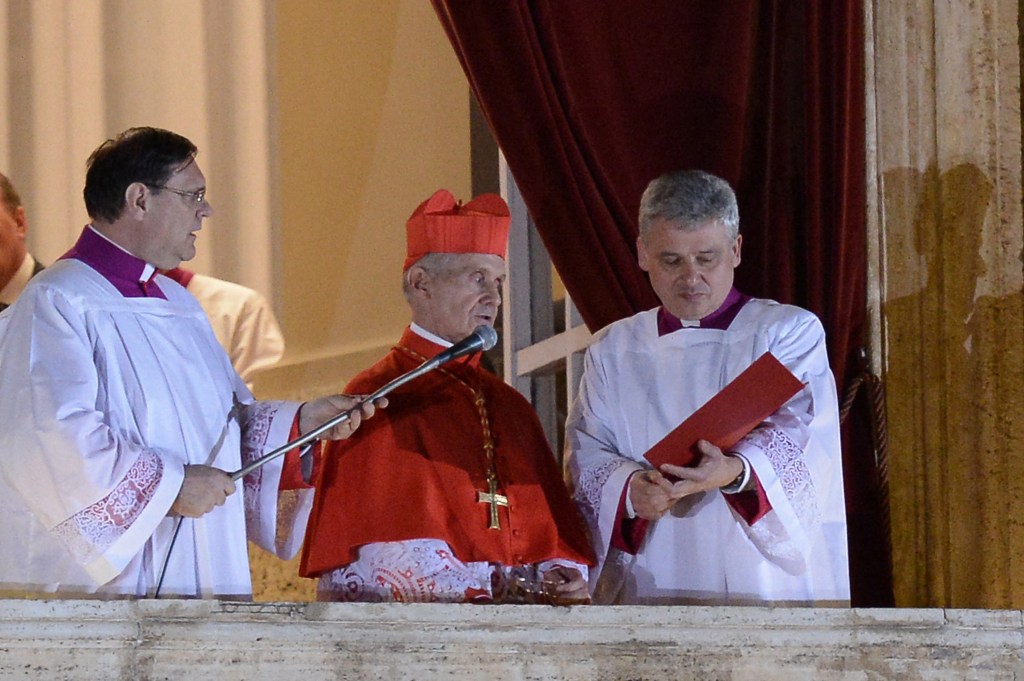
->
[250, 1, 472, 600]
[254, 0, 472, 403]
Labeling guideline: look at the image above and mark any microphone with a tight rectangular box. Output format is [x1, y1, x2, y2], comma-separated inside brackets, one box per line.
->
[418, 324, 498, 373]
[229, 324, 499, 481]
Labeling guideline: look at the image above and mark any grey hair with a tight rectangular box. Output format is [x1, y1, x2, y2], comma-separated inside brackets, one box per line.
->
[638, 169, 740, 240]
[401, 252, 466, 300]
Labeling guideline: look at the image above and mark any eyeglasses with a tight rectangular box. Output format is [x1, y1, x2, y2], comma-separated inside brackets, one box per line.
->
[147, 184, 206, 204]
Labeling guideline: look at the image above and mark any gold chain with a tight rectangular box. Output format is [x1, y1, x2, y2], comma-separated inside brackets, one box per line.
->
[395, 344, 507, 529]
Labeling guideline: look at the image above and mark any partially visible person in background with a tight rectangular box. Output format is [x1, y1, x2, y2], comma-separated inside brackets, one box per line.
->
[0, 172, 44, 311]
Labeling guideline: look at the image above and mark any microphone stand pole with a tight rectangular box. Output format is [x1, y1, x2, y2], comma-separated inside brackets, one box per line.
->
[229, 354, 444, 481]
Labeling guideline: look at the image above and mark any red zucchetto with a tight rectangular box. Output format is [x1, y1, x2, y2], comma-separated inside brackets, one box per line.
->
[403, 189, 511, 270]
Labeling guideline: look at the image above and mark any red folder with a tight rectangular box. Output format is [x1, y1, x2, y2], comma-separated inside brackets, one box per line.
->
[643, 352, 804, 469]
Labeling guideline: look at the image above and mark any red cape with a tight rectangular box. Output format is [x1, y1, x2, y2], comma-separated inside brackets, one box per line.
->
[300, 327, 595, 576]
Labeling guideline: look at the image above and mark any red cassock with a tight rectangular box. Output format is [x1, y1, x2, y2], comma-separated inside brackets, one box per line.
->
[300, 327, 595, 577]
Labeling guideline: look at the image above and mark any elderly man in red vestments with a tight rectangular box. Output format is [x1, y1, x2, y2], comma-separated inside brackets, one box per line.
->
[300, 189, 595, 604]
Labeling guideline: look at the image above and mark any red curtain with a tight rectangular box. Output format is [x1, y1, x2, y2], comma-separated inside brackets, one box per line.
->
[432, 1, 886, 605]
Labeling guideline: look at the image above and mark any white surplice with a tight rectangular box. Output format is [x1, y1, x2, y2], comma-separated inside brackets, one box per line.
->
[0, 260, 311, 598]
[565, 299, 850, 605]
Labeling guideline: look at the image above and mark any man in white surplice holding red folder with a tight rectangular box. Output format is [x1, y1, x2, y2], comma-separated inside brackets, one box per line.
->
[565, 169, 850, 606]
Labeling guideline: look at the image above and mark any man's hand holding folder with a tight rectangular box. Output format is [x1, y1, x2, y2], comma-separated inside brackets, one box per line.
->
[629, 352, 804, 520]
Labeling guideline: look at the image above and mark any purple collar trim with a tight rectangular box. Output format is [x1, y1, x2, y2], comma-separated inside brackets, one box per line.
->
[657, 288, 750, 336]
[61, 226, 166, 300]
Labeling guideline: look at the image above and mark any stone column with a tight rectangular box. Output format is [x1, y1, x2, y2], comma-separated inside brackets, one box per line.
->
[868, 0, 1024, 607]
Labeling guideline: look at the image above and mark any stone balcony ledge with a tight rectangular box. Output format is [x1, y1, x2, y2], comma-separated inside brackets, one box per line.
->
[1, 600, 1022, 680]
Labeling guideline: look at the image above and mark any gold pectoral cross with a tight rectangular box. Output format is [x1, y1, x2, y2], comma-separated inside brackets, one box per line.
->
[477, 477, 509, 530]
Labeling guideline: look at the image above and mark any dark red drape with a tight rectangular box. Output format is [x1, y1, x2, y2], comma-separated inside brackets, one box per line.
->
[432, 1, 886, 605]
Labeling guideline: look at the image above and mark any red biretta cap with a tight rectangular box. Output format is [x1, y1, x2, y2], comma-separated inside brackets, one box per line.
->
[403, 189, 510, 270]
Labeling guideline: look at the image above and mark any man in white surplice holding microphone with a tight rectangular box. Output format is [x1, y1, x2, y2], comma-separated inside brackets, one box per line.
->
[0, 127, 380, 599]
[565, 169, 850, 605]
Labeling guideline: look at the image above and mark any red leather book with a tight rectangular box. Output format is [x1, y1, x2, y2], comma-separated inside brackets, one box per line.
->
[644, 352, 804, 468]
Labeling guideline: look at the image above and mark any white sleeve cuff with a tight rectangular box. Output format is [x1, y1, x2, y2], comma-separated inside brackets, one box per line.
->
[624, 471, 640, 519]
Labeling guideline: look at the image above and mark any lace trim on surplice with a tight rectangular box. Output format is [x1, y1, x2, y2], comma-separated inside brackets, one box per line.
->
[736, 424, 821, 574]
[51, 450, 163, 565]
[573, 457, 630, 536]
[241, 399, 309, 556]
[748, 424, 821, 532]
[239, 400, 281, 527]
